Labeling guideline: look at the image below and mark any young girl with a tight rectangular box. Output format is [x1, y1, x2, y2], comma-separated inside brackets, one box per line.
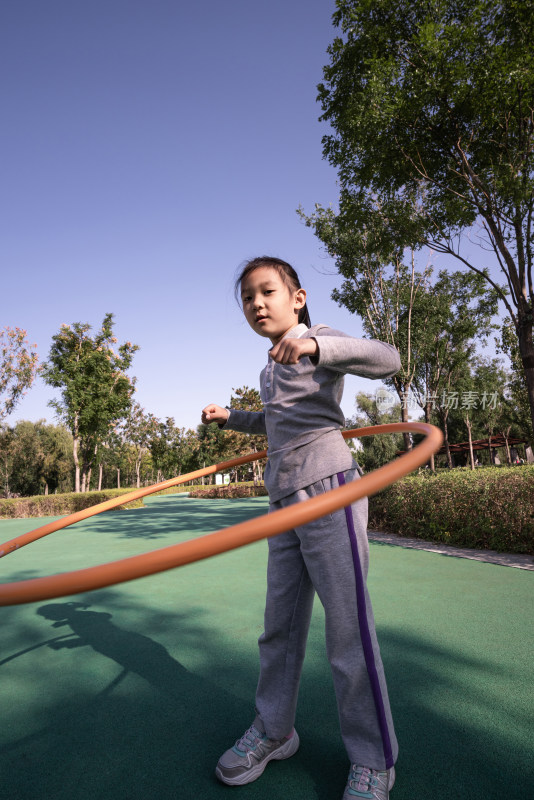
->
[202, 256, 401, 800]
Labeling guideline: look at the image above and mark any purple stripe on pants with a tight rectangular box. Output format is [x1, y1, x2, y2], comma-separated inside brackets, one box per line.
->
[337, 471, 394, 769]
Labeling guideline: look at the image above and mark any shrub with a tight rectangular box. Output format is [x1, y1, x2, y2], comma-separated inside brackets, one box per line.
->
[148, 485, 204, 496]
[0, 489, 144, 519]
[368, 465, 534, 554]
[189, 484, 268, 499]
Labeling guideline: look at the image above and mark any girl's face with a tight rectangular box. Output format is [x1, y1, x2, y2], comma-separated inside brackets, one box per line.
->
[240, 266, 306, 345]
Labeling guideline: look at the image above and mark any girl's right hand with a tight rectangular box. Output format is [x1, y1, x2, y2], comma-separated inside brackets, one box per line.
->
[201, 404, 229, 425]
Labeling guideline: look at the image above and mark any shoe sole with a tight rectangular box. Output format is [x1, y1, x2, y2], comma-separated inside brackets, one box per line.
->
[215, 730, 300, 786]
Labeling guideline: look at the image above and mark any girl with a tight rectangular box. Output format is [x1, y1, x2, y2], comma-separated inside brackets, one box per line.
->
[202, 256, 401, 800]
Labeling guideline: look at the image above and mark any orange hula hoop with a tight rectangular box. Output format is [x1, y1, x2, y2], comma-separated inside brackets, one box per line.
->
[0, 423, 443, 606]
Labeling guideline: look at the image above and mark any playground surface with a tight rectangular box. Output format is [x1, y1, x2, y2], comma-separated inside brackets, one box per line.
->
[1, 494, 532, 799]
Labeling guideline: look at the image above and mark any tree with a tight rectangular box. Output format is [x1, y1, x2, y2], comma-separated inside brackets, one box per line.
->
[0, 420, 73, 497]
[408, 270, 499, 467]
[497, 317, 533, 444]
[471, 358, 516, 464]
[299, 203, 431, 452]
[0, 327, 38, 421]
[120, 401, 153, 489]
[41, 314, 138, 492]
[316, 0, 534, 433]
[194, 423, 230, 484]
[148, 419, 198, 481]
[0, 426, 14, 497]
[349, 391, 403, 472]
[226, 387, 267, 483]
[300, 195, 500, 461]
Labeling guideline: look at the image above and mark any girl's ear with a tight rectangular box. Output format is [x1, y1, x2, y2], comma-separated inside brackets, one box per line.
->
[294, 287, 306, 310]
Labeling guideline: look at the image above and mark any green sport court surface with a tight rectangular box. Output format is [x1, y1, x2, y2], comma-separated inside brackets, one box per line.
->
[1, 495, 532, 799]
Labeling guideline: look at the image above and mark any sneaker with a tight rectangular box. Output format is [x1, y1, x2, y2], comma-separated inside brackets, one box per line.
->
[215, 723, 300, 786]
[342, 764, 396, 799]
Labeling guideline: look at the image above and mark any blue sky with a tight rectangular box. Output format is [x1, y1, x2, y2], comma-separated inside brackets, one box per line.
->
[2, 0, 505, 432]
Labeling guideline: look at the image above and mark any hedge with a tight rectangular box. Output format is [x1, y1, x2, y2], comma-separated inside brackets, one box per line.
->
[0, 489, 145, 519]
[189, 485, 268, 499]
[368, 465, 534, 554]
[2, 469, 532, 554]
[0, 484, 238, 519]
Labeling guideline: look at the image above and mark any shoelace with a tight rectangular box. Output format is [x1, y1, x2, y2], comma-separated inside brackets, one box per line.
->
[350, 766, 380, 793]
[236, 725, 264, 752]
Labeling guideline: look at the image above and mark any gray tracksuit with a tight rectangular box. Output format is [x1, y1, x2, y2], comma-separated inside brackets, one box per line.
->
[223, 323, 400, 769]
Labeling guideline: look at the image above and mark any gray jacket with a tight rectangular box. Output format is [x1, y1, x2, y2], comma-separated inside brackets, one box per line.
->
[223, 323, 401, 502]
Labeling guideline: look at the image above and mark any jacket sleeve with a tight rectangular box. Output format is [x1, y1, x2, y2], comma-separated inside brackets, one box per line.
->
[221, 408, 267, 435]
[313, 328, 401, 380]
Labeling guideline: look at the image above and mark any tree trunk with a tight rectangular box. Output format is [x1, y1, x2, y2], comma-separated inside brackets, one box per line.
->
[442, 412, 453, 469]
[395, 384, 413, 451]
[98, 463, 103, 491]
[116, 467, 120, 489]
[465, 416, 475, 470]
[502, 427, 512, 465]
[401, 400, 412, 452]
[517, 302, 534, 438]
[44, 482, 49, 495]
[73, 434, 80, 493]
[86, 467, 92, 492]
[424, 402, 435, 471]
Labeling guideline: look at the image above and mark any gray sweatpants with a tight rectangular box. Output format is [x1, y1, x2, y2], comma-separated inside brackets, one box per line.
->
[254, 467, 398, 770]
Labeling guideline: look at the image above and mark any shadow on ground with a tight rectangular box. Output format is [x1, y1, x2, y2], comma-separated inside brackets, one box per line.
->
[1, 590, 531, 800]
[86, 496, 270, 541]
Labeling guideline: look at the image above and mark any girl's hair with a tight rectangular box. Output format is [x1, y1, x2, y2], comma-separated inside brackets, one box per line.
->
[235, 256, 311, 328]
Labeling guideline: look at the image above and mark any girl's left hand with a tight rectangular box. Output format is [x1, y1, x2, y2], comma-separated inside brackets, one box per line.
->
[270, 337, 318, 364]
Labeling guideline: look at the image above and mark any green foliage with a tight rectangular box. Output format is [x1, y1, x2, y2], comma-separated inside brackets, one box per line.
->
[497, 317, 533, 443]
[369, 466, 534, 553]
[198, 386, 266, 483]
[227, 386, 267, 482]
[300, 193, 502, 444]
[315, 0, 534, 433]
[119, 401, 154, 488]
[147, 416, 197, 481]
[350, 391, 403, 471]
[0, 488, 144, 519]
[321, 0, 534, 246]
[0, 420, 74, 497]
[41, 314, 138, 491]
[0, 327, 38, 421]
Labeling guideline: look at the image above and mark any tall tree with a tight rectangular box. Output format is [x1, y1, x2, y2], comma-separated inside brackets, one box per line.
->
[120, 401, 153, 489]
[0, 327, 38, 421]
[299, 203, 431, 452]
[148, 419, 197, 480]
[316, 0, 534, 433]
[194, 423, 231, 484]
[41, 314, 138, 492]
[226, 387, 267, 483]
[0, 426, 14, 497]
[497, 317, 532, 444]
[2, 420, 74, 496]
[409, 270, 499, 467]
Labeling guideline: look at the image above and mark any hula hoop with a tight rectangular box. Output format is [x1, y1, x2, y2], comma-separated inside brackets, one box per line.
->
[0, 423, 442, 606]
